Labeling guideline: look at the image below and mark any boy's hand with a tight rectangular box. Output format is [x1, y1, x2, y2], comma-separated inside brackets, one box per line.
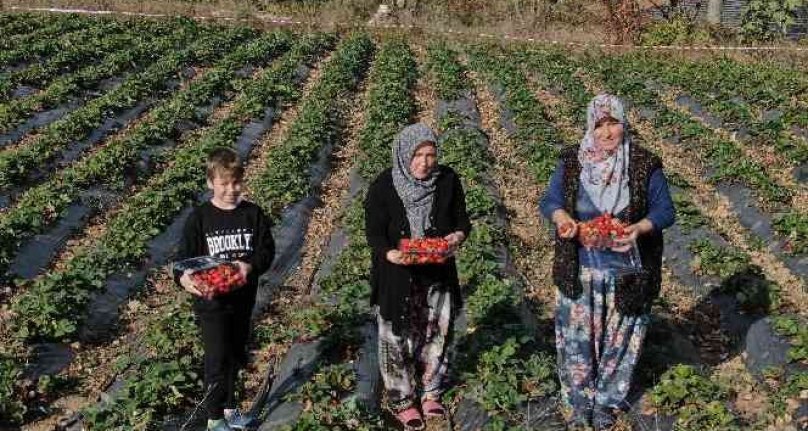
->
[235, 261, 251, 285]
[180, 269, 205, 298]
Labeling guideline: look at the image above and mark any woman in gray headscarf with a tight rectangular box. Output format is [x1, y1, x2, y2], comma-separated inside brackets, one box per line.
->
[540, 94, 675, 430]
[365, 123, 471, 429]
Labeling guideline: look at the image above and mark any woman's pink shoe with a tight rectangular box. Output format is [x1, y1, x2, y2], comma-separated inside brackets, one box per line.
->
[421, 398, 446, 418]
[394, 406, 425, 430]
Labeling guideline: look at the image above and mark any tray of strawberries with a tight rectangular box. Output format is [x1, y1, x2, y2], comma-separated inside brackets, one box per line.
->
[577, 213, 628, 249]
[398, 238, 451, 265]
[173, 257, 246, 299]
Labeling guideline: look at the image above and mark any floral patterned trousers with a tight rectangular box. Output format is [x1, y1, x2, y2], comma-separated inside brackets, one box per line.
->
[377, 282, 453, 411]
[555, 267, 649, 413]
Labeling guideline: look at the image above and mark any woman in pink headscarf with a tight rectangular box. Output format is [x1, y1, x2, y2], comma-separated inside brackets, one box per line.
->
[540, 94, 676, 429]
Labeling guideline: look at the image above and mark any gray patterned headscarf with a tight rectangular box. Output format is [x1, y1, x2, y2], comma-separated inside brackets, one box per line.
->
[579, 94, 631, 215]
[392, 123, 440, 238]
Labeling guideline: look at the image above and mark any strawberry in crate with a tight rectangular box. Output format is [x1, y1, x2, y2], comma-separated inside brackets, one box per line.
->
[577, 213, 627, 249]
[172, 256, 246, 299]
[398, 237, 451, 265]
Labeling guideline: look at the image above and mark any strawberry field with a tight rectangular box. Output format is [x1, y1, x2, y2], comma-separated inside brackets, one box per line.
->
[0, 11, 806, 431]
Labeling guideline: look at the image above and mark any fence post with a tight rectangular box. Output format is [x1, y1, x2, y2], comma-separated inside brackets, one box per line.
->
[707, 0, 722, 24]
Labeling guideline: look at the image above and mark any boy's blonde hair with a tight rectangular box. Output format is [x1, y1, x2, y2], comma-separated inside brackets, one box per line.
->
[206, 148, 244, 181]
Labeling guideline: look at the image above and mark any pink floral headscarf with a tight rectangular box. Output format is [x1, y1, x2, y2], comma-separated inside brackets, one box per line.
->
[578, 94, 631, 215]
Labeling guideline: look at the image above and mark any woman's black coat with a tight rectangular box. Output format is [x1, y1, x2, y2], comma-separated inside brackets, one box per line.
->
[365, 165, 472, 333]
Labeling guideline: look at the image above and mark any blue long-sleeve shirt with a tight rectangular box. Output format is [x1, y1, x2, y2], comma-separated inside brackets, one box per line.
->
[539, 161, 676, 232]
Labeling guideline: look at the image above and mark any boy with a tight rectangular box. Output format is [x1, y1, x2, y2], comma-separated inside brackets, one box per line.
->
[175, 148, 275, 431]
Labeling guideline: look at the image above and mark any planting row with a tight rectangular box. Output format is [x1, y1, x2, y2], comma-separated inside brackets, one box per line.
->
[645, 54, 806, 131]
[464, 43, 573, 429]
[589, 54, 793, 210]
[0, 13, 86, 38]
[0, 25, 254, 190]
[615, 52, 808, 167]
[249, 33, 374, 218]
[0, 13, 95, 55]
[0, 18, 152, 101]
[0, 34, 304, 426]
[249, 39, 417, 430]
[0, 18, 201, 134]
[0, 16, 124, 68]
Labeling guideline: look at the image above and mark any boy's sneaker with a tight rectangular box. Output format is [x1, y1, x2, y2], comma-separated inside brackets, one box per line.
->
[207, 419, 233, 431]
[224, 408, 254, 429]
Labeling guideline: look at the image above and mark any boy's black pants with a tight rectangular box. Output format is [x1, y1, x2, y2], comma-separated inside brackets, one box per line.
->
[194, 286, 256, 420]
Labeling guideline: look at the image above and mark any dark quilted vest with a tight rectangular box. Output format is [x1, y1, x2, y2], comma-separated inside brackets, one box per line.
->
[552, 144, 664, 314]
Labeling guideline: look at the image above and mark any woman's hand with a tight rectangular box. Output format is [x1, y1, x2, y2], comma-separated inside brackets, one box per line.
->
[180, 269, 205, 298]
[551, 209, 578, 239]
[444, 231, 466, 253]
[611, 219, 654, 252]
[386, 249, 408, 265]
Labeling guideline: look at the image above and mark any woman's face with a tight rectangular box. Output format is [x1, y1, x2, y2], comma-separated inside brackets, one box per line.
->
[594, 118, 624, 152]
[409, 141, 437, 180]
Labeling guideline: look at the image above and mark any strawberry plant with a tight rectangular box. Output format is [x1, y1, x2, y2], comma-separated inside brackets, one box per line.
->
[672, 191, 707, 233]
[766, 371, 807, 420]
[0, 353, 25, 426]
[771, 315, 808, 363]
[464, 338, 557, 414]
[0, 22, 105, 67]
[774, 212, 808, 255]
[0, 13, 44, 36]
[468, 46, 561, 182]
[425, 41, 467, 100]
[650, 364, 738, 430]
[0, 13, 92, 51]
[81, 299, 202, 428]
[717, 265, 782, 314]
[356, 39, 418, 180]
[689, 239, 752, 279]
[284, 364, 386, 431]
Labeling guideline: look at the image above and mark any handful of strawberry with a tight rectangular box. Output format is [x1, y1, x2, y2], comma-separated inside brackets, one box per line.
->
[399, 238, 451, 265]
[190, 263, 246, 299]
[578, 213, 627, 249]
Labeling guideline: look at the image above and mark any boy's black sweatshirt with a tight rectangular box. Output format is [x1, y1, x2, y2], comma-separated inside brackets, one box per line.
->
[173, 200, 275, 296]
